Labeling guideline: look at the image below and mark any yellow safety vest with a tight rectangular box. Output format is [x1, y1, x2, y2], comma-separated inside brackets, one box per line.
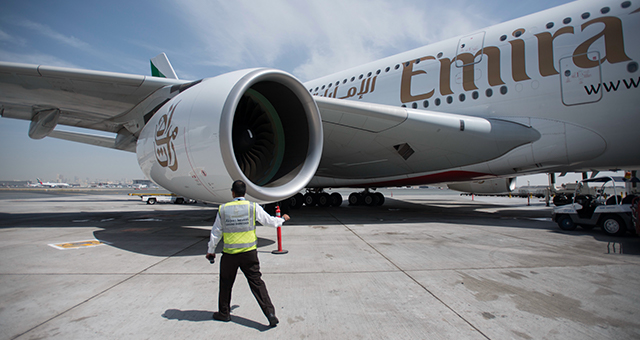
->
[218, 200, 257, 254]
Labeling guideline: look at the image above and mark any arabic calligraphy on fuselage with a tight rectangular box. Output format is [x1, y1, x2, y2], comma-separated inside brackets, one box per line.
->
[154, 102, 179, 171]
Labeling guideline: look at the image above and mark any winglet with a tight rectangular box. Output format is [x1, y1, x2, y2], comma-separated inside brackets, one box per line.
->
[150, 53, 179, 79]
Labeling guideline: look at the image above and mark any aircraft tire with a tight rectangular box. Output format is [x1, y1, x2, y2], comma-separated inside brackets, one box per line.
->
[304, 193, 317, 207]
[289, 193, 304, 209]
[330, 192, 343, 207]
[375, 192, 385, 206]
[364, 193, 378, 206]
[348, 193, 362, 205]
[318, 193, 331, 207]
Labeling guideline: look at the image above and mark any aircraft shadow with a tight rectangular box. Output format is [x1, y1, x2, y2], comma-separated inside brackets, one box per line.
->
[2, 195, 638, 256]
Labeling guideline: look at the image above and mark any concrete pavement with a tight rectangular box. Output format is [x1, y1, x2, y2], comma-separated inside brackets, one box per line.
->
[0, 189, 639, 339]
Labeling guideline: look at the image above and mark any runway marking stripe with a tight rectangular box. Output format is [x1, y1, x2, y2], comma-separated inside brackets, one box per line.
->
[48, 240, 108, 250]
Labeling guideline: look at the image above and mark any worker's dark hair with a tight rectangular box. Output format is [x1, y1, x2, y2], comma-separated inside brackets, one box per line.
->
[231, 180, 246, 196]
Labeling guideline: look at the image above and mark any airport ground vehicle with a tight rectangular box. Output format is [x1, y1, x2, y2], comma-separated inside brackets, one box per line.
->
[552, 177, 638, 236]
[128, 193, 196, 205]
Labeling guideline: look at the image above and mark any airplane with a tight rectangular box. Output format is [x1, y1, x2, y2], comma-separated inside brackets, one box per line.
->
[34, 178, 71, 188]
[0, 0, 638, 207]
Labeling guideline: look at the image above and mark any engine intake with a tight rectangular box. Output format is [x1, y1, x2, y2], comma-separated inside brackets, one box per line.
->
[137, 68, 323, 203]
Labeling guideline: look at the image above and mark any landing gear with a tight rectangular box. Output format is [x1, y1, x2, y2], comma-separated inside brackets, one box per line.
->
[289, 190, 343, 209]
[348, 190, 385, 206]
[289, 193, 304, 209]
[287, 189, 385, 208]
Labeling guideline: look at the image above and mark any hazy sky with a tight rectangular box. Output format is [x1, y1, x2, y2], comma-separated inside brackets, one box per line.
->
[0, 0, 576, 183]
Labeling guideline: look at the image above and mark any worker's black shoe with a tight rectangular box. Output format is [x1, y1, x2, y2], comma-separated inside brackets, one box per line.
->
[213, 312, 231, 322]
[267, 313, 279, 327]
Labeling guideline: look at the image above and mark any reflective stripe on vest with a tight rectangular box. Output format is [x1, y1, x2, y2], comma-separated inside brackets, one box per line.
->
[219, 200, 257, 254]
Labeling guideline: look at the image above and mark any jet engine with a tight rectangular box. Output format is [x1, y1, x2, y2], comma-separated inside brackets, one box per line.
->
[136, 68, 323, 203]
[447, 177, 516, 194]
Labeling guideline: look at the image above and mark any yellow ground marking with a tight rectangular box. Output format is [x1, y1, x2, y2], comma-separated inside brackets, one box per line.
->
[48, 240, 108, 250]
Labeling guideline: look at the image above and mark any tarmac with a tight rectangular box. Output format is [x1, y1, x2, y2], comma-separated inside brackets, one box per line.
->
[0, 188, 639, 339]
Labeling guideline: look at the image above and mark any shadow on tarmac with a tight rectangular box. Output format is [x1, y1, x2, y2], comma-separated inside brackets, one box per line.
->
[1, 195, 638, 256]
[162, 309, 272, 331]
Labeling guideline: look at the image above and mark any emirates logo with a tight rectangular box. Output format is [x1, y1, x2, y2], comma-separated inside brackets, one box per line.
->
[154, 102, 180, 171]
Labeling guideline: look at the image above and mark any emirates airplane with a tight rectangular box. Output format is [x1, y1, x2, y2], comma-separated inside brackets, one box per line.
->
[0, 0, 638, 207]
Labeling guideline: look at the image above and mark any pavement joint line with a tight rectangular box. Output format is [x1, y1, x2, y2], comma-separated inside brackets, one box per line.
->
[3, 262, 637, 277]
[331, 212, 492, 340]
[11, 237, 206, 340]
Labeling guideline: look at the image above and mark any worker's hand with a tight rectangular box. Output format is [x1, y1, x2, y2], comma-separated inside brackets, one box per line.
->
[205, 253, 216, 263]
[282, 214, 290, 222]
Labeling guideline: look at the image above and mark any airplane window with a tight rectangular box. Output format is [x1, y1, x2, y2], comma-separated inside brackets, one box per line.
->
[459, 94, 466, 102]
[385, 67, 391, 72]
[486, 88, 493, 97]
[415, 59, 421, 64]
[622, 1, 631, 9]
[359, 74, 364, 80]
[315, 87, 319, 91]
[343, 79, 347, 84]
[401, 104, 407, 108]
[446, 96, 453, 104]
[500, 35, 507, 41]
[321, 85, 325, 90]
[437, 52, 443, 58]
[435, 98, 441, 106]
[423, 100, 429, 108]
[336, 80, 341, 85]
[628, 61, 638, 73]
[351, 77, 355, 82]
[546, 22, 554, 29]
[563, 17, 571, 24]
[367, 72, 372, 77]
[500, 86, 508, 95]
[472, 91, 479, 99]
[514, 29, 523, 38]
[412, 103, 418, 109]
[581, 12, 590, 19]
[405, 62, 410, 67]
[328, 83, 332, 88]
[376, 69, 381, 75]
[395, 64, 400, 70]
[601, 7, 610, 14]
[565, 70, 571, 77]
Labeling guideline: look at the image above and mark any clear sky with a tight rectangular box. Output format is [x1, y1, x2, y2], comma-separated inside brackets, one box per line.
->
[0, 0, 577, 184]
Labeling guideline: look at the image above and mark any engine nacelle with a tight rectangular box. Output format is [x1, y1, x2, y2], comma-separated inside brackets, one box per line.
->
[137, 68, 323, 203]
[447, 177, 516, 194]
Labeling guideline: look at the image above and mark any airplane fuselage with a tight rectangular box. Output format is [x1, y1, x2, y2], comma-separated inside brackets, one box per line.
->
[304, 0, 639, 187]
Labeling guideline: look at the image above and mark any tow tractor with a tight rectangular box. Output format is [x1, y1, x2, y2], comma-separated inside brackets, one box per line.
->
[128, 193, 196, 205]
[552, 176, 638, 236]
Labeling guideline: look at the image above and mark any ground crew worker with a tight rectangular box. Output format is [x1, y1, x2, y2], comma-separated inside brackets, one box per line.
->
[205, 180, 290, 327]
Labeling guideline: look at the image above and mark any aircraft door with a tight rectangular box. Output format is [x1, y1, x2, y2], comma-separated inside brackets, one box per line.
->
[560, 51, 602, 106]
[455, 32, 486, 67]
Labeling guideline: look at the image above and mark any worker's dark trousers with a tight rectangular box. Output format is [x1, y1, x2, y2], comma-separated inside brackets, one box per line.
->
[218, 250, 276, 318]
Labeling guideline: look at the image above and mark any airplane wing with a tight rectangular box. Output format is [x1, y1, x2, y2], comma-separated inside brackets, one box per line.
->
[313, 96, 541, 183]
[0, 62, 190, 151]
[0, 61, 541, 202]
[0, 60, 540, 181]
